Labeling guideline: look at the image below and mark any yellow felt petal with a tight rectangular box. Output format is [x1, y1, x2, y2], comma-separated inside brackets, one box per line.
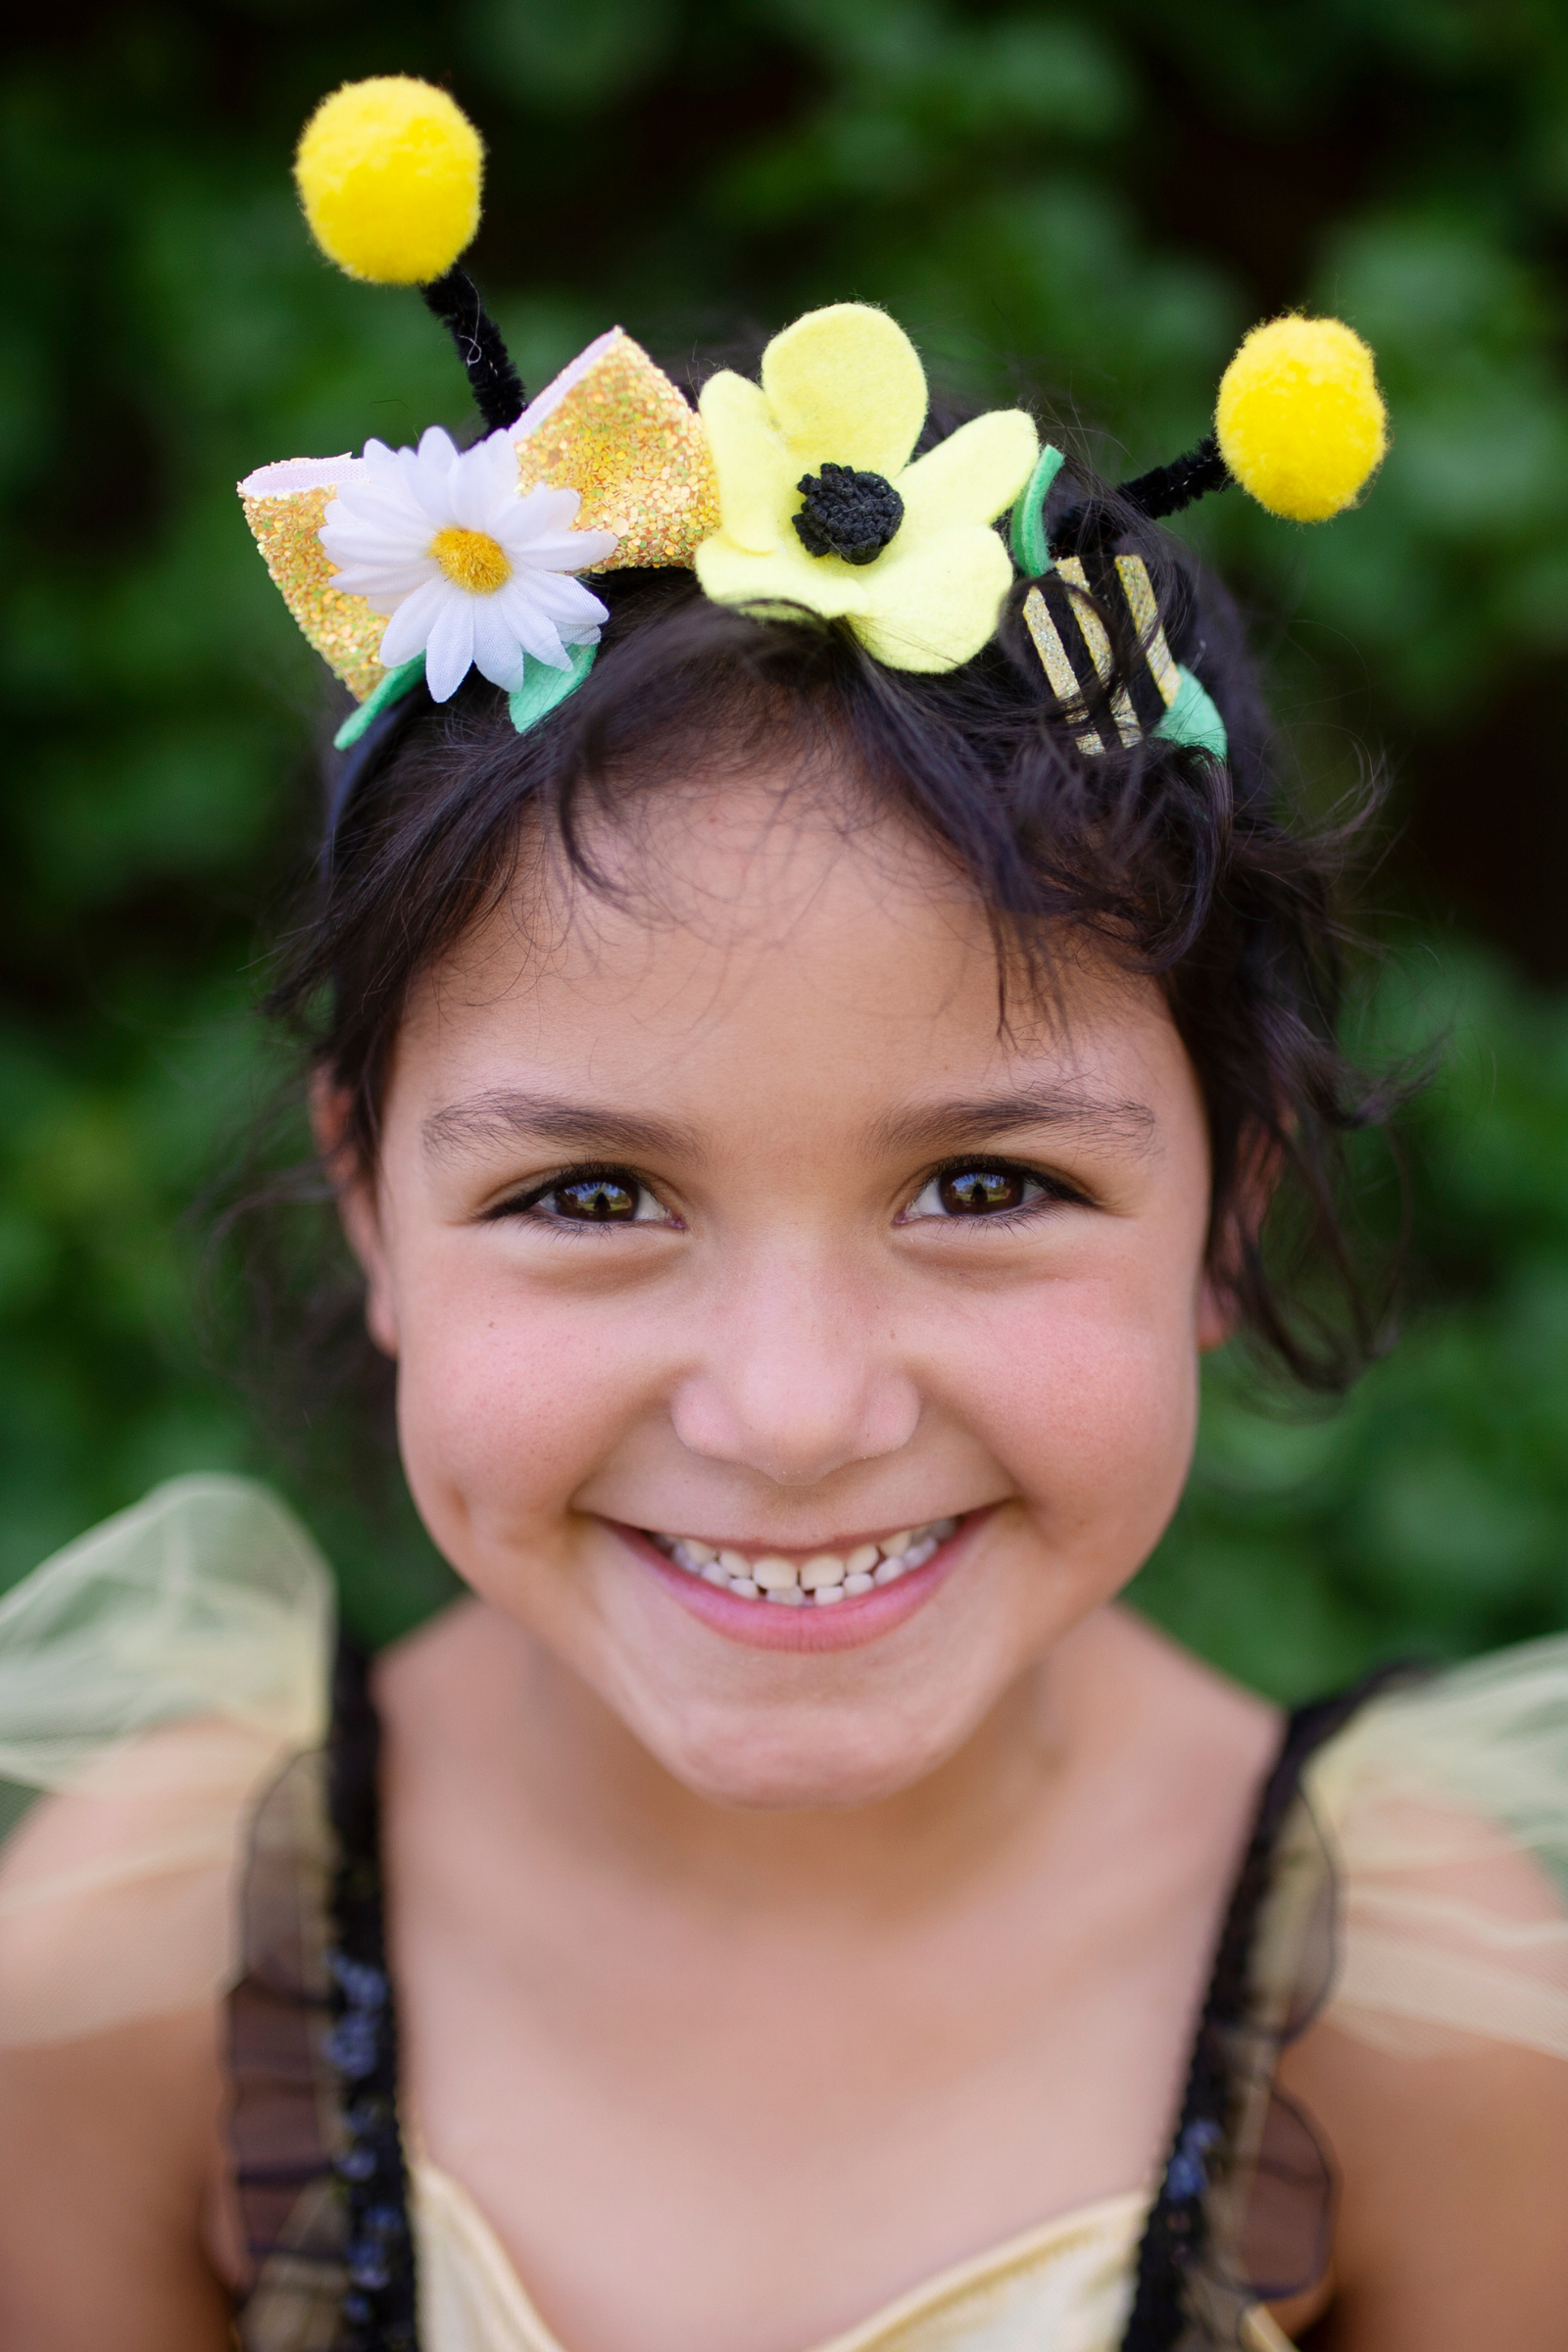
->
[697, 371, 796, 555]
[694, 529, 869, 621]
[899, 409, 1040, 535]
[760, 305, 927, 477]
[853, 524, 1014, 673]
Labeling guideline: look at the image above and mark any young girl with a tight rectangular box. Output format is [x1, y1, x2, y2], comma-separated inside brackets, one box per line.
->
[1, 76, 1564, 2352]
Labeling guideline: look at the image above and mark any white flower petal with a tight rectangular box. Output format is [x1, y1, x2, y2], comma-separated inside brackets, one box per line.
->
[378, 575, 454, 670]
[423, 594, 477, 702]
[416, 424, 461, 472]
[326, 477, 433, 530]
[322, 485, 440, 566]
[319, 517, 431, 575]
[568, 528, 619, 569]
[477, 428, 524, 497]
[513, 572, 609, 632]
[512, 483, 583, 537]
[449, 442, 511, 531]
[507, 528, 618, 572]
[328, 557, 440, 610]
[396, 443, 458, 524]
[469, 598, 528, 692]
[493, 581, 568, 668]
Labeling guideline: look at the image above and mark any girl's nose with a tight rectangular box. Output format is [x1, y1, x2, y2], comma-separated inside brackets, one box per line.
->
[668, 1260, 920, 1488]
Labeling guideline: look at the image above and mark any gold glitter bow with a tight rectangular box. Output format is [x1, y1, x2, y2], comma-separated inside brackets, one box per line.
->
[239, 328, 719, 704]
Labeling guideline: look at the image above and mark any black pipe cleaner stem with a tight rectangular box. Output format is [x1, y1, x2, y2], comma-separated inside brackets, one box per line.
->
[1118, 433, 1233, 521]
[1051, 434, 1233, 559]
[421, 265, 526, 436]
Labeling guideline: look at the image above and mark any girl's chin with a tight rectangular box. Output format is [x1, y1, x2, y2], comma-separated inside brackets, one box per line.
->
[655, 1740, 956, 1812]
[610, 1511, 986, 1653]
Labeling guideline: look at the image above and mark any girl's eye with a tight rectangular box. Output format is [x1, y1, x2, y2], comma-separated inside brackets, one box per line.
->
[549, 1177, 645, 1222]
[904, 1164, 1053, 1220]
[492, 1168, 674, 1226]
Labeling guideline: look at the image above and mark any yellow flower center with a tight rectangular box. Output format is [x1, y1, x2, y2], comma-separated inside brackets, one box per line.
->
[430, 525, 513, 594]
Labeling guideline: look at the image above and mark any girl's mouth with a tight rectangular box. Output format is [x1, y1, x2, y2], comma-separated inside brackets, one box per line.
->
[618, 1513, 981, 1650]
[645, 1517, 956, 1604]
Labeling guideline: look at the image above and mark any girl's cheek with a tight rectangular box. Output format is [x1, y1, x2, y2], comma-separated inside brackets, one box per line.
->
[960, 1285, 1200, 1541]
[393, 1260, 641, 1532]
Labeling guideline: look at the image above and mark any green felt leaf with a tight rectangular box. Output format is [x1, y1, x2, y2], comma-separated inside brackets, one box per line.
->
[508, 641, 598, 735]
[1152, 665, 1228, 760]
[332, 656, 426, 751]
[1008, 445, 1065, 578]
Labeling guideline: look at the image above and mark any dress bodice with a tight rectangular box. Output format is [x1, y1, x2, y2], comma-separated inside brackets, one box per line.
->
[417, 2166, 1154, 2352]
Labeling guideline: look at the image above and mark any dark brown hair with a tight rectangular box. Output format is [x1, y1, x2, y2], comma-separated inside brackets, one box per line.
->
[261, 449, 1397, 1409]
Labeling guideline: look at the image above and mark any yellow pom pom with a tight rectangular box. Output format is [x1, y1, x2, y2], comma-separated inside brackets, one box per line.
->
[1215, 316, 1387, 522]
[294, 76, 482, 286]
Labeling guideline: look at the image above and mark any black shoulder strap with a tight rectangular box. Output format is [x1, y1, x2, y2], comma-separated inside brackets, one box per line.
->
[326, 1637, 419, 2352]
[1118, 1665, 1415, 2351]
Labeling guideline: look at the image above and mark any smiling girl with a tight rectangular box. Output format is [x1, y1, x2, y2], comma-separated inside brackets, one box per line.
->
[1, 75, 1565, 2352]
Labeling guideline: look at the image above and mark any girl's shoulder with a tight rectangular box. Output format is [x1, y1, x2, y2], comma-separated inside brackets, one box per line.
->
[0, 1475, 332, 2045]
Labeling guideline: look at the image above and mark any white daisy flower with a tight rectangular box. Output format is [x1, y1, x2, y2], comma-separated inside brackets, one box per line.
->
[318, 424, 619, 703]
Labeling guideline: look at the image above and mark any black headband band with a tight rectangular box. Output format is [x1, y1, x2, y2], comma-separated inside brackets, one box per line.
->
[319, 679, 434, 886]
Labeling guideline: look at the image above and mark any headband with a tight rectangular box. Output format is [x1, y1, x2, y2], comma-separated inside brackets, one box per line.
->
[240, 77, 1389, 773]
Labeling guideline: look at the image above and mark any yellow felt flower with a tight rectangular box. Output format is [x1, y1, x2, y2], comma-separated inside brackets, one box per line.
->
[694, 304, 1039, 674]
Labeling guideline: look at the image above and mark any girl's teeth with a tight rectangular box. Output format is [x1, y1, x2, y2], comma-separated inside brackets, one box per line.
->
[752, 1554, 800, 1592]
[655, 1517, 960, 1607]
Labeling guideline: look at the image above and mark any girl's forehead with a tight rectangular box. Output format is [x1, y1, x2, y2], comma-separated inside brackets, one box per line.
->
[417, 783, 1090, 1019]
[425, 782, 977, 1002]
[396, 786, 1186, 1133]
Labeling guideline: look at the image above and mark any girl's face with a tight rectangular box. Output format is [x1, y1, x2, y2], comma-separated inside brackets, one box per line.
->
[344, 778, 1226, 1807]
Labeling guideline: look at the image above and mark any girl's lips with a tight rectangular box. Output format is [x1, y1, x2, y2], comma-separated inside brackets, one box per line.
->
[613, 1514, 985, 1652]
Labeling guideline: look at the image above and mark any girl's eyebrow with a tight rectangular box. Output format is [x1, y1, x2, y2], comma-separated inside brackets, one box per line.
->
[876, 1087, 1157, 1154]
[422, 1086, 1154, 1162]
[422, 1091, 700, 1162]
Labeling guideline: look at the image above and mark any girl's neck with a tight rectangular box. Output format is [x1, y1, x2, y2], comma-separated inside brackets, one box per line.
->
[374, 1594, 1138, 1920]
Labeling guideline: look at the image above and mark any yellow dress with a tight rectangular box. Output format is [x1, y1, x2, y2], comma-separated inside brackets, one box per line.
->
[2, 1477, 1564, 2352]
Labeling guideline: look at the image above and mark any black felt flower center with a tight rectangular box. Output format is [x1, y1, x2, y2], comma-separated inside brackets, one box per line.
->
[792, 464, 905, 565]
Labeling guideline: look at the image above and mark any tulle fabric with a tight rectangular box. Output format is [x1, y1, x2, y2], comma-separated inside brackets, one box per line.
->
[1305, 1638, 1568, 2060]
[0, 1476, 332, 2043]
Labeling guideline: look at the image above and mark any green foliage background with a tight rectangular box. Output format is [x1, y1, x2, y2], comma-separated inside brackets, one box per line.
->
[4, 0, 1568, 1685]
